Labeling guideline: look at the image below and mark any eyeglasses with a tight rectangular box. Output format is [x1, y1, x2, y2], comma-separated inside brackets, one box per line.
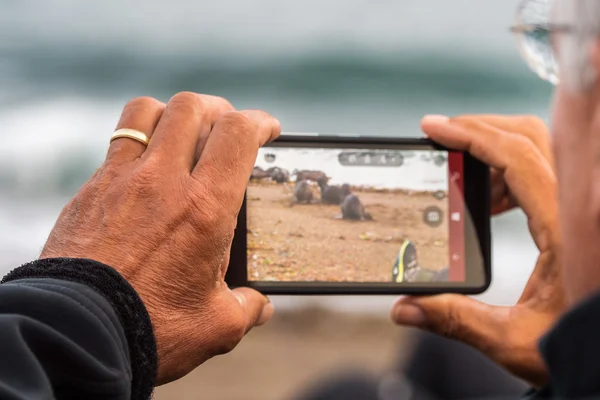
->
[510, 0, 562, 85]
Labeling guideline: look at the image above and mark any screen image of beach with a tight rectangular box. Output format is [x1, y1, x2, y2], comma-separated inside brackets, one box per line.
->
[247, 146, 465, 284]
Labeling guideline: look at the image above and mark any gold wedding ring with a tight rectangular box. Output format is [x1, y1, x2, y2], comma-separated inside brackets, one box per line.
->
[110, 129, 150, 146]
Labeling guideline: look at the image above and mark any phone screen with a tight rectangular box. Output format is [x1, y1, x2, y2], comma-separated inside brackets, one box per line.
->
[247, 144, 469, 284]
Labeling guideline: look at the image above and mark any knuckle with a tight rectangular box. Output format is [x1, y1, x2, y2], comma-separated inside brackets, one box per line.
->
[123, 96, 163, 112]
[508, 134, 537, 158]
[509, 132, 533, 147]
[516, 116, 550, 145]
[127, 163, 160, 197]
[170, 91, 201, 104]
[241, 109, 268, 118]
[219, 111, 255, 131]
[242, 109, 276, 124]
[439, 306, 461, 339]
[502, 138, 541, 170]
[430, 297, 463, 339]
[204, 95, 235, 113]
[168, 91, 208, 115]
[244, 110, 280, 134]
[521, 115, 547, 132]
[132, 165, 157, 185]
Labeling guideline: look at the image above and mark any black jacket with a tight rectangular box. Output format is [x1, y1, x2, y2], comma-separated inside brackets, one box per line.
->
[0, 258, 156, 400]
[0, 257, 599, 399]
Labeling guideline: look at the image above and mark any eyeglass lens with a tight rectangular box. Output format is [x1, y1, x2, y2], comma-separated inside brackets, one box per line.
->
[514, 0, 559, 84]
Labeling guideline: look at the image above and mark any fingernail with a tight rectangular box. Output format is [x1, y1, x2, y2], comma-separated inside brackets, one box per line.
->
[422, 114, 450, 124]
[257, 301, 274, 326]
[421, 115, 450, 138]
[273, 118, 282, 134]
[393, 303, 426, 326]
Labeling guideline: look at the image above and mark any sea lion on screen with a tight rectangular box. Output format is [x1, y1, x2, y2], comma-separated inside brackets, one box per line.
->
[293, 169, 328, 183]
[317, 177, 345, 204]
[294, 179, 313, 204]
[250, 166, 270, 181]
[267, 167, 290, 184]
[340, 186, 372, 221]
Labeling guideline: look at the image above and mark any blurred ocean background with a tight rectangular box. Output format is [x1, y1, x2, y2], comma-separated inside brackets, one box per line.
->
[0, 0, 552, 312]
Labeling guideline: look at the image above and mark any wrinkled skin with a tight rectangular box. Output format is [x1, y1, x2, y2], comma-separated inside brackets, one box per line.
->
[552, 42, 600, 309]
[392, 31, 600, 388]
[392, 115, 563, 387]
[41, 92, 281, 385]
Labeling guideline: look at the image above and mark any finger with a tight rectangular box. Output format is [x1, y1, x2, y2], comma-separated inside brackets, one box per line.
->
[391, 295, 503, 358]
[106, 97, 166, 165]
[193, 110, 281, 215]
[144, 92, 234, 171]
[490, 168, 517, 215]
[492, 196, 517, 215]
[490, 168, 508, 213]
[467, 115, 549, 215]
[193, 98, 236, 161]
[463, 115, 553, 164]
[231, 287, 274, 330]
[422, 115, 558, 251]
[392, 295, 550, 387]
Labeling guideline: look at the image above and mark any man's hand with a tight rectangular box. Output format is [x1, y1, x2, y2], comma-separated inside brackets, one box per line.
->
[392, 115, 564, 387]
[40, 93, 281, 384]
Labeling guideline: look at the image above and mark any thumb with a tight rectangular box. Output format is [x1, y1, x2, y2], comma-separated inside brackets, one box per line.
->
[231, 287, 274, 331]
[391, 294, 505, 353]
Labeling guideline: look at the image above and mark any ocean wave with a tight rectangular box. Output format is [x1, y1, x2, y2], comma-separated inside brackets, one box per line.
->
[0, 46, 552, 197]
[0, 47, 551, 106]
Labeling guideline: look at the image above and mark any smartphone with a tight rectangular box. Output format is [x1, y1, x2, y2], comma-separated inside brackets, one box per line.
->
[226, 135, 491, 295]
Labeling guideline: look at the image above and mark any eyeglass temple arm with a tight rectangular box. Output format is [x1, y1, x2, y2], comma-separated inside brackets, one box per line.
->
[509, 23, 575, 34]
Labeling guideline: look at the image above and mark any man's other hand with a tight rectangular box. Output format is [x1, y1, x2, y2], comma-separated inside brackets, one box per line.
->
[392, 115, 563, 387]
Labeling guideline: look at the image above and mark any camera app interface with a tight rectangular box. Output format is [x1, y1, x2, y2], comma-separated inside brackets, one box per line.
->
[247, 146, 465, 284]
